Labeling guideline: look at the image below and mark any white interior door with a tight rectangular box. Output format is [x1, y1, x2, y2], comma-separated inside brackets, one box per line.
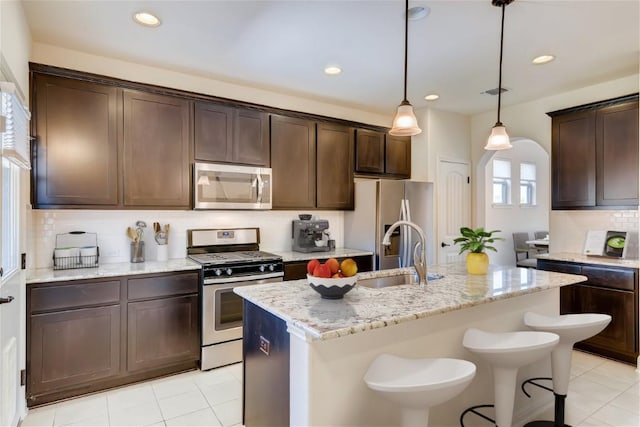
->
[437, 159, 471, 264]
[0, 159, 26, 427]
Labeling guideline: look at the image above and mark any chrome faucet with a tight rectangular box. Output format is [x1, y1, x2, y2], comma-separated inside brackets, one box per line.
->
[382, 220, 428, 287]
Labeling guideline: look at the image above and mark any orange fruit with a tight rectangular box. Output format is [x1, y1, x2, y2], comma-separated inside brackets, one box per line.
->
[340, 258, 358, 277]
[325, 258, 340, 274]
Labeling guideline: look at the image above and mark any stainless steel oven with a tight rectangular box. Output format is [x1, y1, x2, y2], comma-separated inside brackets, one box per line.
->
[188, 228, 283, 370]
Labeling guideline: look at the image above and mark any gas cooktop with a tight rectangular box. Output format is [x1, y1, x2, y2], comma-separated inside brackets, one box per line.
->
[188, 250, 282, 266]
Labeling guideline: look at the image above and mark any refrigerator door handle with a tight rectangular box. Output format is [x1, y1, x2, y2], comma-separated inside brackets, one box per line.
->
[399, 199, 407, 268]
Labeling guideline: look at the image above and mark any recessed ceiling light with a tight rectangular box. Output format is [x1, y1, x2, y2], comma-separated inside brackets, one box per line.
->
[324, 65, 342, 76]
[424, 94, 439, 101]
[532, 54, 555, 65]
[133, 12, 161, 27]
[408, 6, 430, 20]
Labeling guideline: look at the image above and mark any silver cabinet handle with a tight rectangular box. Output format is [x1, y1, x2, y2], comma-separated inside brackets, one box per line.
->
[0, 296, 14, 304]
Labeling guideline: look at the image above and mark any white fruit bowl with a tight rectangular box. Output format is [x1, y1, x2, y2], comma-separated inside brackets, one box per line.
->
[307, 274, 357, 299]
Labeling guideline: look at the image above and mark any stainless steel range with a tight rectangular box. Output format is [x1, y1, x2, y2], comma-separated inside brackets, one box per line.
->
[187, 228, 283, 370]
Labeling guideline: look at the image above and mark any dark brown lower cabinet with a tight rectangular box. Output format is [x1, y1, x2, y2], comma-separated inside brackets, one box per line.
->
[127, 295, 199, 372]
[27, 270, 200, 406]
[283, 254, 373, 281]
[29, 305, 121, 396]
[539, 259, 638, 364]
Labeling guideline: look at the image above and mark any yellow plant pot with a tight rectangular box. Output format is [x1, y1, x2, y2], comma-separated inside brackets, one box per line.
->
[466, 252, 489, 275]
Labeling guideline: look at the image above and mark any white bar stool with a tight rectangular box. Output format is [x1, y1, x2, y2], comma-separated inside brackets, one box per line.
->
[522, 312, 611, 427]
[461, 328, 559, 427]
[364, 354, 476, 427]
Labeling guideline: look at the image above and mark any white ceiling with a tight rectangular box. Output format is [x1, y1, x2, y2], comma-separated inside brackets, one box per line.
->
[22, 0, 639, 117]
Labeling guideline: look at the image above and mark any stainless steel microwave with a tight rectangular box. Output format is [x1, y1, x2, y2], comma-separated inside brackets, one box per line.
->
[194, 163, 272, 210]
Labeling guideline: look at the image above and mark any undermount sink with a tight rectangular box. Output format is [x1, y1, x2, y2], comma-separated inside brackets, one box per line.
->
[358, 272, 444, 289]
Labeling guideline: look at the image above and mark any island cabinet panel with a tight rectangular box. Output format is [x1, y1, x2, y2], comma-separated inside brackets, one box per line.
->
[355, 128, 385, 174]
[194, 102, 270, 166]
[27, 271, 200, 406]
[596, 101, 639, 206]
[123, 89, 191, 208]
[283, 254, 373, 281]
[29, 305, 121, 398]
[127, 295, 199, 372]
[549, 94, 639, 210]
[32, 74, 120, 207]
[243, 301, 290, 427]
[270, 115, 316, 209]
[537, 259, 638, 364]
[316, 122, 354, 209]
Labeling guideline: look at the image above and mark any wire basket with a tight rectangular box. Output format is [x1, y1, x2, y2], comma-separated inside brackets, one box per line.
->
[52, 231, 100, 270]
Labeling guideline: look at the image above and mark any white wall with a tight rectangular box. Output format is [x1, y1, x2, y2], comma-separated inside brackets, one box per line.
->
[470, 74, 639, 252]
[0, 0, 31, 99]
[480, 138, 550, 266]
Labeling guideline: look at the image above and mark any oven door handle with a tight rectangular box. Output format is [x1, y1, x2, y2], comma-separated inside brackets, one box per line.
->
[203, 271, 283, 285]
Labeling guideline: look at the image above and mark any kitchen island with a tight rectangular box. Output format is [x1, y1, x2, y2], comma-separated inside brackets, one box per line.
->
[235, 263, 587, 427]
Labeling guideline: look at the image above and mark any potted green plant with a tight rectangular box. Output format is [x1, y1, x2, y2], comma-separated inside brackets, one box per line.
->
[453, 227, 504, 275]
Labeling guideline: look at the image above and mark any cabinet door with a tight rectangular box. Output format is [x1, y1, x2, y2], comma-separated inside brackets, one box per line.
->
[233, 109, 270, 166]
[127, 295, 199, 372]
[355, 129, 384, 174]
[551, 110, 596, 209]
[596, 101, 639, 206]
[33, 74, 119, 206]
[316, 122, 354, 209]
[194, 101, 234, 162]
[570, 285, 636, 357]
[385, 134, 411, 177]
[28, 305, 121, 398]
[270, 115, 316, 209]
[123, 90, 191, 208]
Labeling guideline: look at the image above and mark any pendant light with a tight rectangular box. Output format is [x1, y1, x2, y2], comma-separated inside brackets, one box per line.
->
[485, 0, 513, 150]
[389, 0, 421, 136]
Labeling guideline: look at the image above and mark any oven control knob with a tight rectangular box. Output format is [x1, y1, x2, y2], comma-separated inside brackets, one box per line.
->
[214, 269, 222, 276]
[259, 265, 266, 272]
[226, 268, 233, 276]
[268, 264, 275, 272]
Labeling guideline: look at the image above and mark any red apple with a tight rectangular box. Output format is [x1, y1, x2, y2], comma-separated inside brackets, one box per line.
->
[313, 263, 332, 278]
[307, 259, 320, 275]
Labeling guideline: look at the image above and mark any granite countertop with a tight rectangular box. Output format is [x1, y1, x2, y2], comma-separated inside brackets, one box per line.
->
[538, 252, 639, 269]
[27, 259, 202, 284]
[234, 263, 587, 342]
[273, 248, 373, 263]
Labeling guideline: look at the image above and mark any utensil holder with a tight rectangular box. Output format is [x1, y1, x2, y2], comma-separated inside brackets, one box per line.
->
[157, 245, 168, 262]
[130, 241, 145, 263]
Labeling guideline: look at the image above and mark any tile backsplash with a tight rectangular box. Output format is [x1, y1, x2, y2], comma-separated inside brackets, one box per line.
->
[549, 209, 639, 256]
[30, 210, 345, 269]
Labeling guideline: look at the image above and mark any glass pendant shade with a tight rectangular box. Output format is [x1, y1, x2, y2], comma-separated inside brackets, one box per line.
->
[389, 102, 422, 136]
[484, 123, 512, 150]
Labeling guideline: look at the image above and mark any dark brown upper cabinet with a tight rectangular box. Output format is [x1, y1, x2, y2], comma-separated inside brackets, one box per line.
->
[355, 129, 384, 174]
[385, 134, 411, 177]
[123, 89, 191, 208]
[316, 122, 354, 209]
[596, 101, 639, 206]
[355, 129, 411, 178]
[32, 74, 120, 207]
[270, 115, 316, 209]
[549, 94, 638, 210]
[194, 102, 269, 167]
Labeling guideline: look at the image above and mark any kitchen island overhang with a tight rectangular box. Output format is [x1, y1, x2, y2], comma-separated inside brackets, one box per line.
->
[235, 263, 588, 427]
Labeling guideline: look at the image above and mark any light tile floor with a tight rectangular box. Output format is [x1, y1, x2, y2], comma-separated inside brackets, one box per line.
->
[19, 351, 640, 427]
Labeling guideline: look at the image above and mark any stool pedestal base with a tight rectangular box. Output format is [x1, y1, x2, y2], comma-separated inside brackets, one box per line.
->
[524, 393, 569, 427]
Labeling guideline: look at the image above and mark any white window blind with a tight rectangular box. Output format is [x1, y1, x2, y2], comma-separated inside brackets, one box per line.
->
[1, 82, 31, 169]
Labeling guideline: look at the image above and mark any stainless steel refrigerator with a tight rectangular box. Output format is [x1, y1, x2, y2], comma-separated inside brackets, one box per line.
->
[344, 179, 434, 271]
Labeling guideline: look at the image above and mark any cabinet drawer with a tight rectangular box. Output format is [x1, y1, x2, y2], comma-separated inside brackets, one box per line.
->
[128, 272, 199, 300]
[581, 266, 636, 291]
[536, 260, 582, 275]
[30, 280, 121, 312]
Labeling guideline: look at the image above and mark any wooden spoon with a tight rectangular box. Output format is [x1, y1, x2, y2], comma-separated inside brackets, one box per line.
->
[126, 227, 138, 242]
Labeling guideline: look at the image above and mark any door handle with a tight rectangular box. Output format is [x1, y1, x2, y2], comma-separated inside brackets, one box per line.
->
[0, 296, 14, 304]
[441, 242, 450, 248]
